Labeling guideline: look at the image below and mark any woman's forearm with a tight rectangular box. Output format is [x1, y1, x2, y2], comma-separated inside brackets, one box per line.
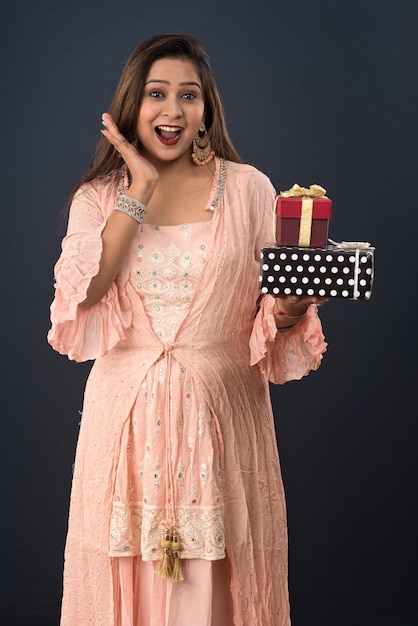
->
[78, 210, 139, 309]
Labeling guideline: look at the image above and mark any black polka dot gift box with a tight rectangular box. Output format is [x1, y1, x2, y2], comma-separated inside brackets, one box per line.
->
[259, 242, 374, 300]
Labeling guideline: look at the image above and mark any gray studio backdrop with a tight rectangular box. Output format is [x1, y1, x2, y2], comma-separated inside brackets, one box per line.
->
[1, 1, 417, 625]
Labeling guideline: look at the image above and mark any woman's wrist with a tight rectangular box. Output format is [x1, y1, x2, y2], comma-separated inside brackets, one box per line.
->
[117, 164, 156, 207]
[273, 300, 308, 329]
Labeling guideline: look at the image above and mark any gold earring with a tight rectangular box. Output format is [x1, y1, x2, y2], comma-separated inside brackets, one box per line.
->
[191, 123, 215, 166]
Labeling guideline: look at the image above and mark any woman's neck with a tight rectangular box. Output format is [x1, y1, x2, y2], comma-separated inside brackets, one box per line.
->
[142, 155, 217, 225]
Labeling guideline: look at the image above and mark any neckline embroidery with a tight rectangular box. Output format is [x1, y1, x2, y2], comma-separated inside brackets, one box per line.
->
[205, 158, 226, 212]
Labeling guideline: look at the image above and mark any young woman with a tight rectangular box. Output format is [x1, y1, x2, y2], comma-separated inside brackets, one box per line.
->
[48, 33, 328, 626]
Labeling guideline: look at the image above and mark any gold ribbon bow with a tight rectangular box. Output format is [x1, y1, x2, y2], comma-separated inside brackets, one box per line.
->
[279, 183, 326, 198]
[278, 183, 327, 246]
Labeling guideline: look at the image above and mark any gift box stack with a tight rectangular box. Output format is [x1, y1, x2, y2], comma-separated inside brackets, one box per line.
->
[259, 184, 374, 300]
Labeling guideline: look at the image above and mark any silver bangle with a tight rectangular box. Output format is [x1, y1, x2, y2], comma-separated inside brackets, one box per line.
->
[115, 192, 148, 226]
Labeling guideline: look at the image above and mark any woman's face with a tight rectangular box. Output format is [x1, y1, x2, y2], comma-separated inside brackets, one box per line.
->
[137, 57, 205, 165]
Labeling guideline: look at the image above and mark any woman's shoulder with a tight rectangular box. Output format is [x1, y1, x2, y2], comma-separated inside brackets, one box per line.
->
[225, 160, 276, 194]
[73, 170, 119, 203]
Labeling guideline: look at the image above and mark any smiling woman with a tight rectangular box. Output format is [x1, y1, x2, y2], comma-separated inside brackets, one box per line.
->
[48, 33, 328, 626]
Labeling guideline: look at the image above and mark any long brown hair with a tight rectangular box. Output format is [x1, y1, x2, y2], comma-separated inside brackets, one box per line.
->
[76, 34, 242, 194]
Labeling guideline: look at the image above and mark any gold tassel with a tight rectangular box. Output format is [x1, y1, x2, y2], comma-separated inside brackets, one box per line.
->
[171, 529, 184, 582]
[156, 527, 173, 579]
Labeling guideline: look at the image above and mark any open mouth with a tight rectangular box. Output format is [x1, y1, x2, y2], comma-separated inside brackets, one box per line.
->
[155, 125, 183, 145]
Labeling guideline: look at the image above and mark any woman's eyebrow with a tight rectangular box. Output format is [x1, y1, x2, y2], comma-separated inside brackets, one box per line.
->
[145, 79, 202, 89]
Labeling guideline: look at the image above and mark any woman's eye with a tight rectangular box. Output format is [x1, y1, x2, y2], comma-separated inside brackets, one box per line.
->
[181, 92, 197, 100]
[149, 90, 164, 98]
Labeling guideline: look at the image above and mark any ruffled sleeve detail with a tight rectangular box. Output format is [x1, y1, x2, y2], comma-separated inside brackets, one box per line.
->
[47, 181, 132, 362]
[249, 295, 327, 384]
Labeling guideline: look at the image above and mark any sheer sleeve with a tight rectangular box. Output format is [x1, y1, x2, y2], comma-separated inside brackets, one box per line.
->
[47, 181, 132, 362]
[250, 296, 327, 384]
[249, 173, 327, 384]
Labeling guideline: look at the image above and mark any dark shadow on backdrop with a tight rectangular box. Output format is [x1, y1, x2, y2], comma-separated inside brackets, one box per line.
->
[1, 1, 417, 624]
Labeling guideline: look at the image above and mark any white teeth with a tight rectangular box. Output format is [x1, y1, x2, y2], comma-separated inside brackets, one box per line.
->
[157, 125, 182, 131]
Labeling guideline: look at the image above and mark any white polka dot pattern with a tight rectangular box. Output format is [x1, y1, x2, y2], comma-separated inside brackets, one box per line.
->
[259, 246, 374, 300]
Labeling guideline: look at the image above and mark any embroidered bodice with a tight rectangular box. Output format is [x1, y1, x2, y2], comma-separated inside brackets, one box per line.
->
[130, 222, 211, 341]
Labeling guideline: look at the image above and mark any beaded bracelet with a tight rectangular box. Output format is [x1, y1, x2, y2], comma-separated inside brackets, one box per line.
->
[115, 192, 148, 227]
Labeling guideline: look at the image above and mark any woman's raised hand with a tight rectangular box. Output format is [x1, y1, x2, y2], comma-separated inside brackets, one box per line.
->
[101, 112, 158, 205]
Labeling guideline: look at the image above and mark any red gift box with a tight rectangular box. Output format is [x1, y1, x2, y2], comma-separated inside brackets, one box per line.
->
[275, 184, 332, 248]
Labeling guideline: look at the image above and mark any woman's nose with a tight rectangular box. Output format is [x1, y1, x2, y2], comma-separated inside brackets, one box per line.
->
[162, 95, 183, 118]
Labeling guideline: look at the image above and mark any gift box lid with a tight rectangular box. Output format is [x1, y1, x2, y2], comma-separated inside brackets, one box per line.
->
[275, 196, 332, 219]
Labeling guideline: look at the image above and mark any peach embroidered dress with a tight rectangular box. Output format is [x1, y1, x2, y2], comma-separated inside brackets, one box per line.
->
[48, 158, 327, 626]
